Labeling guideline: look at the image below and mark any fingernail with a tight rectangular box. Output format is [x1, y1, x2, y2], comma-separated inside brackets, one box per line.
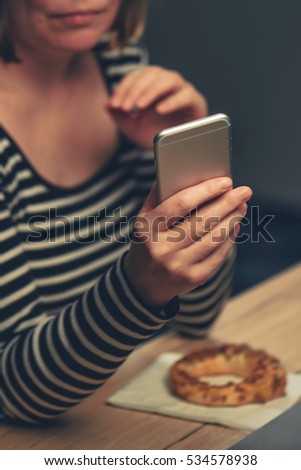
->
[111, 98, 120, 108]
[121, 101, 132, 112]
[239, 187, 252, 201]
[234, 223, 241, 237]
[219, 177, 233, 189]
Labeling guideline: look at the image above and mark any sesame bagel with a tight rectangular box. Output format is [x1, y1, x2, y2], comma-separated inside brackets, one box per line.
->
[168, 344, 286, 406]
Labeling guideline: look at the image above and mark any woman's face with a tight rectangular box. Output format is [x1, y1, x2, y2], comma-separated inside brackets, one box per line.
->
[7, 0, 121, 53]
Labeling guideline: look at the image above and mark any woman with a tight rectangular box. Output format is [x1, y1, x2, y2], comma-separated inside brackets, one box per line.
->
[0, 0, 252, 424]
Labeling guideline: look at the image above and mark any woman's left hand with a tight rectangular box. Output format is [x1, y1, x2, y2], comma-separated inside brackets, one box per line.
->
[105, 66, 208, 149]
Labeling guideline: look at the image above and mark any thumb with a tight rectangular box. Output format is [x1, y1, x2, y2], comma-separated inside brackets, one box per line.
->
[106, 106, 138, 136]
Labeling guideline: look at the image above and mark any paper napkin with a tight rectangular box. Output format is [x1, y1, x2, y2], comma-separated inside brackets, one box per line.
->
[107, 352, 301, 432]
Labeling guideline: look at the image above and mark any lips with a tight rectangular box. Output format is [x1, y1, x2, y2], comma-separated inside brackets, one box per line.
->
[50, 9, 106, 27]
[50, 8, 105, 18]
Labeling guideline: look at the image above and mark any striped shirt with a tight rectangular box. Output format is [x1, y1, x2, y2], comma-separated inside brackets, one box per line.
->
[0, 39, 235, 424]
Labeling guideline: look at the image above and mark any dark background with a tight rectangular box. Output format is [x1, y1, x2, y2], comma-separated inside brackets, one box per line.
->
[144, 0, 301, 294]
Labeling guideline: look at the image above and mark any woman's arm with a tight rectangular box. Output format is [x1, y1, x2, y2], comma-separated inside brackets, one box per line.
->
[0, 180, 178, 424]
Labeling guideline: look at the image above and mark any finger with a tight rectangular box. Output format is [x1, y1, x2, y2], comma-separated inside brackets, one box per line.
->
[106, 107, 136, 135]
[186, 230, 238, 287]
[120, 74, 160, 112]
[134, 75, 184, 110]
[181, 205, 245, 262]
[155, 86, 195, 115]
[170, 202, 247, 248]
[111, 68, 185, 113]
[150, 176, 235, 228]
[109, 69, 145, 108]
[180, 186, 252, 242]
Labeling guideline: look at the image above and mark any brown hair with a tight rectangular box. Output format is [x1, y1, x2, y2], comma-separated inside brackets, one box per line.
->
[0, 0, 20, 62]
[0, 0, 149, 63]
[110, 0, 149, 49]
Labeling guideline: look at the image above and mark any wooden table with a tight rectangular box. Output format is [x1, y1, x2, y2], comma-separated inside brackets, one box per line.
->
[1, 263, 301, 450]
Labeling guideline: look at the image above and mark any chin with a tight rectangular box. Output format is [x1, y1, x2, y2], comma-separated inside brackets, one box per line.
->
[50, 29, 107, 52]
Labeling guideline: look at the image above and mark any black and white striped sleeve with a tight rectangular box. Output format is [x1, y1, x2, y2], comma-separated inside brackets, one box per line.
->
[0, 185, 178, 424]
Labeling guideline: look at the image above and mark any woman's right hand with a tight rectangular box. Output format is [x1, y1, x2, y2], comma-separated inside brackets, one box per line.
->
[124, 177, 252, 310]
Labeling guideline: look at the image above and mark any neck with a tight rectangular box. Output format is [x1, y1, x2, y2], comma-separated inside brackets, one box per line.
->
[4, 40, 86, 92]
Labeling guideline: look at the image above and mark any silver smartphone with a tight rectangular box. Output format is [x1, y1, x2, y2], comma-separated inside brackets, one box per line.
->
[154, 113, 232, 202]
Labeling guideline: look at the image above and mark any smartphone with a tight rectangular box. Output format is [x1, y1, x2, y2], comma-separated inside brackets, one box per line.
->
[154, 113, 232, 202]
